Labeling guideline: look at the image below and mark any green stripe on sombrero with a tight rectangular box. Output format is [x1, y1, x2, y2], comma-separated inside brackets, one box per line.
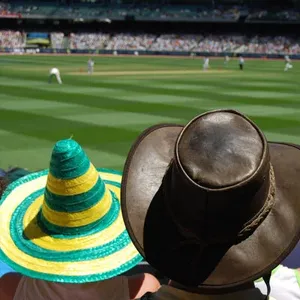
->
[0, 248, 142, 283]
[44, 178, 105, 213]
[38, 192, 119, 236]
[100, 179, 121, 188]
[14, 199, 131, 261]
[14, 229, 131, 262]
[49, 139, 90, 179]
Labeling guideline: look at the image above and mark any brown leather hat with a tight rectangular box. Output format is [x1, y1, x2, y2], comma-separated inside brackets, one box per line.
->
[121, 109, 300, 289]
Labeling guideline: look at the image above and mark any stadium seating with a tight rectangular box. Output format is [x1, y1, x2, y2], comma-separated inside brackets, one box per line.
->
[1, 30, 299, 55]
[0, 1, 243, 21]
[66, 32, 300, 54]
[0, 31, 25, 49]
[2, 1, 300, 23]
[247, 10, 300, 22]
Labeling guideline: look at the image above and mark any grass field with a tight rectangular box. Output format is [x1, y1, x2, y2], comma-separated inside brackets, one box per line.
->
[0, 55, 299, 171]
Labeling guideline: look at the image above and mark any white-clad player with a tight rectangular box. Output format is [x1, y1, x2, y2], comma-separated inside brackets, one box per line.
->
[48, 67, 62, 84]
[203, 56, 209, 71]
[224, 55, 230, 65]
[239, 56, 245, 70]
[284, 55, 293, 72]
[87, 58, 95, 75]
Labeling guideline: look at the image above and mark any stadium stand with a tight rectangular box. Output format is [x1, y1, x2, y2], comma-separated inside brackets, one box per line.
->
[1, 30, 298, 55]
[0, 1, 53, 18]
[0, 1, 243, 21]
[1, 0, 299, 23]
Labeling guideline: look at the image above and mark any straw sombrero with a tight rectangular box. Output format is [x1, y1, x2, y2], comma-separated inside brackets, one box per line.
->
[0, 139, 142, 283]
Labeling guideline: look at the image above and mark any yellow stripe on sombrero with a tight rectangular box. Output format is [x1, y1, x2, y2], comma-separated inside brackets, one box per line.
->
[47, 164, 98, 196]
[41, 187, 112, 227]
[98, 172, 122, 184]
[105, 185, 119, 198]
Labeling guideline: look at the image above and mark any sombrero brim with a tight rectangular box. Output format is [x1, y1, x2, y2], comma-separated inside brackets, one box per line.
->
[0, 168, 142, 283]
[121, 124, 300, 289]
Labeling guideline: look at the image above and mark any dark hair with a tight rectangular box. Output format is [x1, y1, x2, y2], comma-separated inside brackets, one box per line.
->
[0, 177, 8, 197]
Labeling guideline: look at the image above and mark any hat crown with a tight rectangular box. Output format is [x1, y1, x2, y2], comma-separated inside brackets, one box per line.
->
[50, 139, 90, 179]
[177, 112, 264, 189]
[41, 139, 112, 235]
[165, 110, 271, 244]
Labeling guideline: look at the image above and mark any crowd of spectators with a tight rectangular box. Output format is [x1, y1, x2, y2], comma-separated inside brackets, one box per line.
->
[244, 36, 300, 55]
[149, 34, 199, 52]
[67, 32, 300, 54]
[70, 33, 109, 49]
[247, 9, 300, 21]
[0, 2, 39, 17]
[192, 35, 245, 53]
[0, 31, 25, 49]
[0, 1, 13, 17]
[0, 3, 242, 21]
[117, 6, 241, 21]
[69, 32, 110, 50]
[105, 33, 156, 50]
[1, 30, 300, 55]
[33, 5, 243, 21]
[1, 2, 241, 20]
[2, 1, 300, 22]
[50, 32, 64, 49]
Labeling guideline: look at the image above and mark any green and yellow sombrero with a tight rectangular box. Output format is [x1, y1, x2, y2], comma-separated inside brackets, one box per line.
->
[0, 139, 142, 283]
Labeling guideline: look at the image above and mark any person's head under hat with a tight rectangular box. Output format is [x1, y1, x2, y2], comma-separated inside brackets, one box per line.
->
[0, 139, 159, 300]
[121, 109, 300, 300]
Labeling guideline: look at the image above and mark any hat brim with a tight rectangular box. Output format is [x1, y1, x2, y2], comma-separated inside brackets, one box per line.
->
[121, 124, 300, 289]
[0, 168, 142, 283]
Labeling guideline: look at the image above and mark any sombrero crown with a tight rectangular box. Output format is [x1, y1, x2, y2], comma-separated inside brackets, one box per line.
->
[0, 139, 142, 283]
[42, 139, 113, 234]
